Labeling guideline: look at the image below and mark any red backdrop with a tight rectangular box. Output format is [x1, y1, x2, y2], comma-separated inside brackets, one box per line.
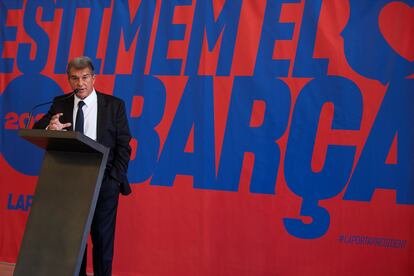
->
[1, 0, 414, 275]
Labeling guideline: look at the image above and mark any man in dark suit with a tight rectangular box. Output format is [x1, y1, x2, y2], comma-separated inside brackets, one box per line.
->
[33, 56, 132, 276]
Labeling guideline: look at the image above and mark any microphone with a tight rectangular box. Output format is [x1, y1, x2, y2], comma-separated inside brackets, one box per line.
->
[25, 89, 79, 129]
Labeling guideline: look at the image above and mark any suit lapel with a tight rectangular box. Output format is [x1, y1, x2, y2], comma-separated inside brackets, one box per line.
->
[61, 95, 74, 131]
[96, 92, 107, 143]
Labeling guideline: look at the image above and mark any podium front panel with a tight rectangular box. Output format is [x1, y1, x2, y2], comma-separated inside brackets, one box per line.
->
[14, 149, 107, 276]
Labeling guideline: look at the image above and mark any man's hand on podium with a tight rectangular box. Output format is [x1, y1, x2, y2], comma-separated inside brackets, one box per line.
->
[47, 113, 71, 130]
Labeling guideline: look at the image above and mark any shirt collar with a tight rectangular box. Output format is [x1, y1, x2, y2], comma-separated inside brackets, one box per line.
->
[75, 89, 97, 107]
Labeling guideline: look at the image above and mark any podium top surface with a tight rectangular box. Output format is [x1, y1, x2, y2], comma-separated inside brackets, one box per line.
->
[18, 129, 109, 155]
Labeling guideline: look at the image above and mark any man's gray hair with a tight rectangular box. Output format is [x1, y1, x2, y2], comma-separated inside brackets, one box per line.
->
[66, 56, 95, 75]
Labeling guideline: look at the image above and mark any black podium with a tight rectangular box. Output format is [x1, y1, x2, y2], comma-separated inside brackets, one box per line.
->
[14, 129, 109, 276]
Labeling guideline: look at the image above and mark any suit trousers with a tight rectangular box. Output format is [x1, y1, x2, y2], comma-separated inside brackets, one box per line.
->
[79, 176, 120, 276]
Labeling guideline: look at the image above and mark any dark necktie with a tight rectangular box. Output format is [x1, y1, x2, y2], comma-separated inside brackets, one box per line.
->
[75, 101, 85, 133]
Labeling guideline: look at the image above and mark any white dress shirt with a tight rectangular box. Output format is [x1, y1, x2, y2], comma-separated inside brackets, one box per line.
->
[73, 89, 98, 140]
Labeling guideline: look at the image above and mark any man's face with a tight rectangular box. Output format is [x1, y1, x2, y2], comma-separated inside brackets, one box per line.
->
[68, 67, 96, 99]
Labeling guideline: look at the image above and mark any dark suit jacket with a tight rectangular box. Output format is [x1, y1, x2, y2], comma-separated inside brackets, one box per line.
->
[33, 91, 132, 195]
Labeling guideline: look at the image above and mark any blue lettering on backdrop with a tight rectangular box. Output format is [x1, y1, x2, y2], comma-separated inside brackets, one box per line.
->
[104, 0, 155, 74]
[7, 194, 33, 211]
[151, 0, 192, 75]
[114, 75, 166, 183]
[0, 75, 63, 175]
[255, 0, 300, 77]
[54, 0, 111, 74]
[344, 78, 414, 204]
[185, 0, 242, 76]
[83, 0, 111, 73]
[1, 0, 413, 240]
[342, 0, 414, 83]
[17, 0, 54, 73]
[213, 77, 290, 193]
[151, 77, 291, 192]
[55, 1, 91, 73]
[151, 76, 216, 188]
[284, 77, 363, 238]
[0, 0, 23, 73]
[293, 0, 328, 77]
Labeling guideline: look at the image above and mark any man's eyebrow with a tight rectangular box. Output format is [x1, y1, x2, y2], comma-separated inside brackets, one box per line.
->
[71, 74, 90, 77]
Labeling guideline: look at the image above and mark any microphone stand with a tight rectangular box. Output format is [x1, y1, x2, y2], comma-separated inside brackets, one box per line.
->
[25, 89, 79, 129]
